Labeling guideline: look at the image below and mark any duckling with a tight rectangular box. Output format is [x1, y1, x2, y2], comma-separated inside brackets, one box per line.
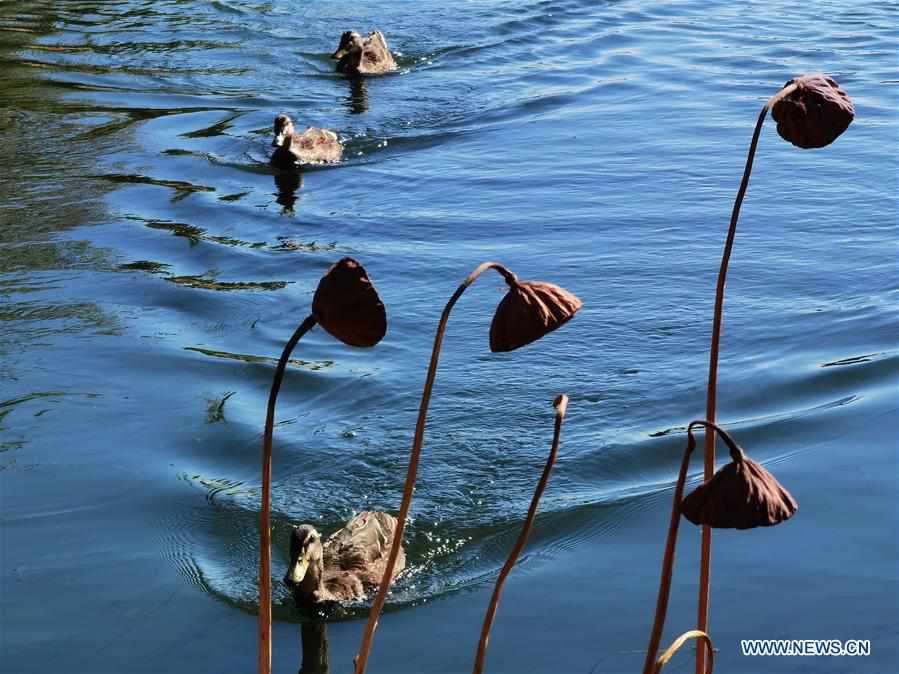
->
[331, 30, 397, 76]
[271, 114, 343, 168]
[283, 511, 406, 607]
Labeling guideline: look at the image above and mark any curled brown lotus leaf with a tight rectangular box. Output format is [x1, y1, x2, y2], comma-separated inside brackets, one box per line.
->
[681, 452, 798, 529]
[489, 280, 582, 352]
[771, 74, 854, 149]
[312, 257, 386, 347]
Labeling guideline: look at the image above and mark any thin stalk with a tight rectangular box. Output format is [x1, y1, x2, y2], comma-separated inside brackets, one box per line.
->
[259, 314, 318, 674]
[472, 394, 568, 674]
[643, 420, 734, 674]
[696, 103, 768, 674]
[354, 262, 517, 674]
[655, 630, 714, 674]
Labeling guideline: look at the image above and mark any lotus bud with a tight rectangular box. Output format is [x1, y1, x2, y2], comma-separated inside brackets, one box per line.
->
[489, 279, 582, 352]
[312, 257, 386, 347]
[681, 429, 798, 529]
[770, 74, 854, 149]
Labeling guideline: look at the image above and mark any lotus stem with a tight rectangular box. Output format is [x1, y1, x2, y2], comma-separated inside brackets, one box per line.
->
[472, 394, 568, 674]
[259, 314, 318, 674]
[643, 420, 731, 674]
[655, 630, 714, 674]
[766, 81, 799, 109]
[353, 262, 516, 674]
[697, 102, 768, 674]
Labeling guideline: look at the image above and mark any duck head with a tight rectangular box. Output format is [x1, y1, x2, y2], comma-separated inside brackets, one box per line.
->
[331, 31, 365, 60]
[272, 114, 295, 148]
[284, 525, 323, 595]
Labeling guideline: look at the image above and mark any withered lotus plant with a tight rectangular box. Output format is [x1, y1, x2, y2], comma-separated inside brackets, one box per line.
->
[770, 75, 854, 149]
[490, 282, 582, 352]
[681, 441, 797, 530]
[695, 74, 851, 672]
[258, 257, 385, 674]
[472, 394, 568, 674]
[353, 262, 581, 674]
[312, 256, 387, 347]
[642, 421, 797, 674]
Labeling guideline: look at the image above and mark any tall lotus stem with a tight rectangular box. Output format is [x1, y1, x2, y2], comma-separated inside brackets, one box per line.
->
[353, 262, 581, 674]
[696, 74, 853, 674]
[258, 258, 386, 674]
[696, 103, 766, 672]
[472, 394, 568, 674]
[259, 315, 317, 674]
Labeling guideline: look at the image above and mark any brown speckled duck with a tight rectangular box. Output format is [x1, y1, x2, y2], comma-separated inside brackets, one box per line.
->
[331, 30, 397, 76]
[283, 512, 406, 607]
[270, 114, 343, 168]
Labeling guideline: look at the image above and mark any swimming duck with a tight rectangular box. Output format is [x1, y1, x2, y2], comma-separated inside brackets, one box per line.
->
[271, 114, 343, 168]
[283, 511, 406, 607]
[331, 30, 397, 76]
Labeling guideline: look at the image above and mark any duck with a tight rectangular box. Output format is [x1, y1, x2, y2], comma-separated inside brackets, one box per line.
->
[283, 511, 406, 608]
[270, 114, 343, 168]
[331, 30, 397, 76]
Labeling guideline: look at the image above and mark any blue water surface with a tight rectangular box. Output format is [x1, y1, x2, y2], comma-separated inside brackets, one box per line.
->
[1, 1, 896, 672]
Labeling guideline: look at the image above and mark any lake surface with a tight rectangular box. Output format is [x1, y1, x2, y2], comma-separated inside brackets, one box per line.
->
[1, 1, 896, 672]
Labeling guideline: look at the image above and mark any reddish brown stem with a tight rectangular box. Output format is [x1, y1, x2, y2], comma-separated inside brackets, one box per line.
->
[697, 103, 768, 674]
[259, 314, 317, 674]
[643, 420, 733, 674]
[354, 262, 517, 674]
[472, 394, 569, 674]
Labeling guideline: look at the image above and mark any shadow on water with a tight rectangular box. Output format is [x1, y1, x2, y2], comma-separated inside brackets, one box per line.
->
[0, 2, 112, 259]
[275, 170, 303, 214]
[0, 2, 125, 376]
[344, 76, 369, 115]
[298, 622, 331, 674]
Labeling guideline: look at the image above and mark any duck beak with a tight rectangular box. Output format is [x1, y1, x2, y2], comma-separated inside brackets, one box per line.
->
[331, 47, 348, 59]
[285, 556, 309, 586]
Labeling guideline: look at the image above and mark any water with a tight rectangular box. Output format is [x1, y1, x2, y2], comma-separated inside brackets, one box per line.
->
[1, 0, 896, 672]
